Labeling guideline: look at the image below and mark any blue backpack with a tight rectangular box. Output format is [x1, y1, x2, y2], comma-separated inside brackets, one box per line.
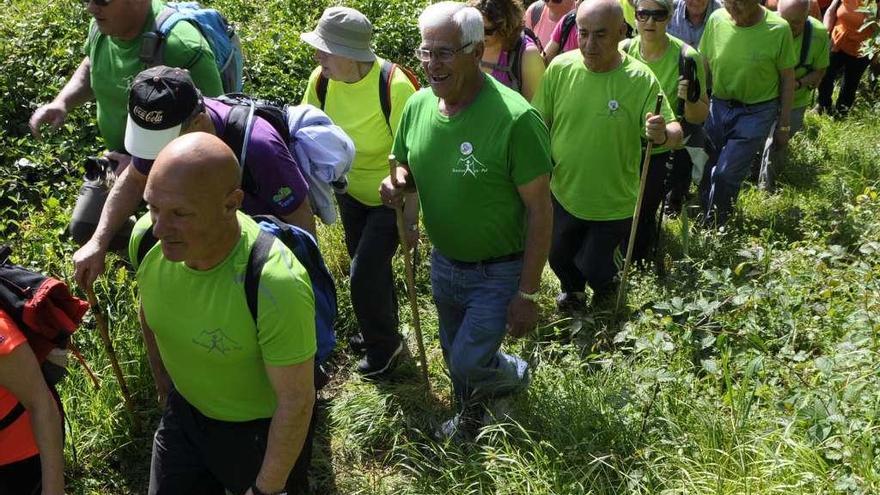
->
[135, 215, 337, 367]
[141, 1, 243, 93]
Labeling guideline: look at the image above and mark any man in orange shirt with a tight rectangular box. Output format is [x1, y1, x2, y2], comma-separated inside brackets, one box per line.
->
[816, 0, 879, 115]
[0, 310, 65, 494]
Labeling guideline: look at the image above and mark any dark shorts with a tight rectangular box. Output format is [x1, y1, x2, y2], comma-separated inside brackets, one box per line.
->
[149, 390, 316, 495]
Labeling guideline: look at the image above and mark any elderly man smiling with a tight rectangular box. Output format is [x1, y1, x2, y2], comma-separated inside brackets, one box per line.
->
[381, 1, 553, 441]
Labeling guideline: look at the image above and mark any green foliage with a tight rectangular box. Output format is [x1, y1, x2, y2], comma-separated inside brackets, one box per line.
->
[3, 0, 880, 494]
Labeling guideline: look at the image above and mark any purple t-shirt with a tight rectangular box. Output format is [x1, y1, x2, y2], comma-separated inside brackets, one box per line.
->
[132, 99, 309, 217]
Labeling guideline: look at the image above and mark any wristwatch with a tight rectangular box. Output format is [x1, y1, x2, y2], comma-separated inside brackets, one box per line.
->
[777, 126, 791, 132]
[251, 484, 287, 495]
[518, 290, 540, 303]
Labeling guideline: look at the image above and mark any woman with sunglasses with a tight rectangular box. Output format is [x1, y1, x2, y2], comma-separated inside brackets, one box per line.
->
[469, 0, 547, 101]
[621, 0, 709, 264]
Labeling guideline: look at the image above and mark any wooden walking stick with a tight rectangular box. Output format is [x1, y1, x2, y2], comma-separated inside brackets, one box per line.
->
[85, 287, 139, 427]
[617, 94, 665, 312]
[388, 154, 431, 391]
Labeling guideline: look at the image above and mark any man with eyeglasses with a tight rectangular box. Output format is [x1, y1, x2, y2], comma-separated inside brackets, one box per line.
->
[29, 0, 223, 252]
[532, 0, 681, 314]
[380, 1, 553, 442]
[698, 0, 796, 225]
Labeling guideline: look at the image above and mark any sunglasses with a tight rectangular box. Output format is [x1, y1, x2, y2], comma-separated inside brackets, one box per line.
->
[81, 0, 113, 6]
[635, 9, 669, 22]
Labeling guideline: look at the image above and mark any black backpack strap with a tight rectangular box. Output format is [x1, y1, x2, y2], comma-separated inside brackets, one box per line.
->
[136, 225, 159, 267]
[560, 12, 577, 48]
[223, 101, 257, 194]
[316, 74, 329, 110]
[379, 60, 395, 133]
[139, 6, 172, 67]
[509, 35, 526, 93]
[797, 20, 813, 71]
[0, 402, 25, 431]
[244, 228, 274, 324]
[530, 1, 544, 27]
[0, 246, 10, 265]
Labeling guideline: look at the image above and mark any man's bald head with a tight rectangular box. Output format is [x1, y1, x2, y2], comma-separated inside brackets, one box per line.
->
[778, 0, 811, 36]
[150, 132, 241, 200]
[578, 0, 625, 26]
[577, 0, 627, 72]
[144, 132, 245, 268]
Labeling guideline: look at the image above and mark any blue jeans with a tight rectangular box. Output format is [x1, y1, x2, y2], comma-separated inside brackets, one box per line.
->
[430, 250, 530, 406]
[701, 98, 779, 224]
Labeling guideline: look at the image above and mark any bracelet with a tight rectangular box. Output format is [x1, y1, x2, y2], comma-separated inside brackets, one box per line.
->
[518, 290, 541, 303]
[777, 126, 790, 132]
[251, 484, 286, 495]
[655, 130, 668, 146]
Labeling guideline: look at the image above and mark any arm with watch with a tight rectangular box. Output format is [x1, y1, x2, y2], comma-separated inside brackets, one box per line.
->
[507, 173, 553, 338]
[775, 67, 797, 147]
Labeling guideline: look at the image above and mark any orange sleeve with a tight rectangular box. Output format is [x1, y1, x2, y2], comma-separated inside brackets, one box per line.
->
[0, 311, 26, 356]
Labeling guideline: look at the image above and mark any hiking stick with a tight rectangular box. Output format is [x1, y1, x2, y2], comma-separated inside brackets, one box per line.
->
[388, 155, 431, 391]
[653, 186, 667, 277]
[68, 341, 101, 389]
[85, 287, 139, 427]
[617, 94, 665, 312]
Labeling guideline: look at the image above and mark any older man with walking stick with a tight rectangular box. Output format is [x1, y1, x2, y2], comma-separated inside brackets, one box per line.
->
[381, 1, 553, 442]
[532, 0, 681, 315]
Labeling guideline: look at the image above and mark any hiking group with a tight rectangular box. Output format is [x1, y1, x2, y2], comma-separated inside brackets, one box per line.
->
[2, 0, 877, 493]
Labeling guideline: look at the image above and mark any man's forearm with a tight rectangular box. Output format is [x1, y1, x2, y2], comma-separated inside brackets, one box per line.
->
[139, 307, 171, 397]
[255, 395, 315, 492]
[55, 57, 94, 111]
[778, 71, 796, 126]
[799, 69, 826, 89]
[518, 195, 552, 294]
[92, 166, 146, 249]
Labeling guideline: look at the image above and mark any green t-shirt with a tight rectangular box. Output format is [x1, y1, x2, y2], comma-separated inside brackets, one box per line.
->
[302, 59, 417, 206]
[391, 76, 552, 262]
[621, 34, 707, 154]
[85, 0, 224, 151]
[699, 8, 798, 104]
[532, 51, 676, 221]
[793, 17, 831, 108]
[129, 212, 316, 422]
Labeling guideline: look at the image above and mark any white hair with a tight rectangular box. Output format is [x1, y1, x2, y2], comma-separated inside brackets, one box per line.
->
[418, 1, 484, 51]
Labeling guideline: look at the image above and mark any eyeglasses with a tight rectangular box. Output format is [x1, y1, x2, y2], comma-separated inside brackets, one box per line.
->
[414, 42, 474, 63]
[81, 0, 113, 6]
[635, 9, 669, 22]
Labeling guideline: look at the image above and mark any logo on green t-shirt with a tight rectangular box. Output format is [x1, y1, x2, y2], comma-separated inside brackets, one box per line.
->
[608, 99, 620, 114]
[453, 141, 487, 177]
[192, 328, 243, 355]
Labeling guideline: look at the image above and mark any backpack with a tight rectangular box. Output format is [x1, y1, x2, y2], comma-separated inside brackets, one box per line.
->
[559, 11, 578, 49]
[134, 216, 338, 367]
[795, 19, 814, 72]
[87, 2, 244, 93]
[315, 60, 421, 134]
[481, 29, 544, 93]
[0, 246, 88, 430]
[214, 94, 354, 222]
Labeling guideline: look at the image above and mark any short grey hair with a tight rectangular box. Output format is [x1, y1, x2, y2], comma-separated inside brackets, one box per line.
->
[418, 1, 485, 51]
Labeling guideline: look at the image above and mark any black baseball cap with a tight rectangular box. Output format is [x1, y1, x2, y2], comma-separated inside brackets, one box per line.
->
[124, 66, 202, 160]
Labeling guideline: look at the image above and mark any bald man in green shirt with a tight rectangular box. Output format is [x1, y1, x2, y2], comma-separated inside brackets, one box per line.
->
[533, 0, 682, 311]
